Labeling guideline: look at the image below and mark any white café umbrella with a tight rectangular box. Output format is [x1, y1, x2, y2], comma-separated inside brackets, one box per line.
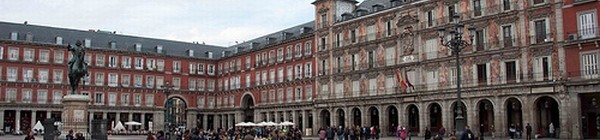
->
[266, 122, 278, 126]
[256, 122, 268, 126]
[279, 121, 294, 126]
[125, 121, 142, 126]
[235, 122, 248, 127]
[113, 121, 126, 131]
[246, 122, 257, 126]
[33, 121, 44, 131]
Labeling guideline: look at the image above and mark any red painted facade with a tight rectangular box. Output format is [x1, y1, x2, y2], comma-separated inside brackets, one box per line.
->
[562, 0, 600, 78]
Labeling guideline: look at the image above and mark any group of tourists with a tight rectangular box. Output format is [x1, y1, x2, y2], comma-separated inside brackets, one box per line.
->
[145, 126, 304, 140]
[317, 125, 381, 140]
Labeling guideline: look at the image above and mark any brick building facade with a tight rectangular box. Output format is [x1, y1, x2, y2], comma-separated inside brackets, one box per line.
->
[0, 0, 598, 139]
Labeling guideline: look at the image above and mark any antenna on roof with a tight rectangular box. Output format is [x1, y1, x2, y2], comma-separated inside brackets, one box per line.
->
[24, 21, 28, 25]
[202, 42, 205, 45]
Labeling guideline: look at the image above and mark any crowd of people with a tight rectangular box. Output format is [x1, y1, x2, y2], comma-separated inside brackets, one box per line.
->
[145, 126, 304, 140]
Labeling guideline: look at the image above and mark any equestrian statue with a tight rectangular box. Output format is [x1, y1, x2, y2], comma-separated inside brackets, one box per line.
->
[67, 40, 89, 94]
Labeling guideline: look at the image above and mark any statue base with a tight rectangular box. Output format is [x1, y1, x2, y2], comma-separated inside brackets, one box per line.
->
[61, 94, 90, 139]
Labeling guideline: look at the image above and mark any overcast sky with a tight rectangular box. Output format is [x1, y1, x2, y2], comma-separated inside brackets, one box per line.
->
[0, 0, 366, 47]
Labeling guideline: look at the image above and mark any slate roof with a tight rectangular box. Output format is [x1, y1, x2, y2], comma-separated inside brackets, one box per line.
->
[0, 21, 316, 60]
[0, 21, 226, 59]
[225, 21, 314, 57]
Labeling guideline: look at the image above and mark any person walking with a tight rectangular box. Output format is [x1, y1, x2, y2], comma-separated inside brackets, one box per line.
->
[337, 126, 344, 140]
[425, 127, 432, 140]
[319, 128, 326, 140]
[548, 123, 555, 138]
[460, 126, 475, 140]
[66, 130, 75, 140]
[147, 132, 156, 140]
[526, 123, 532, 140]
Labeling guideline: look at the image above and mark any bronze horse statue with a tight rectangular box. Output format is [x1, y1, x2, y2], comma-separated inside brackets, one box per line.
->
[67, 40, 89, 94]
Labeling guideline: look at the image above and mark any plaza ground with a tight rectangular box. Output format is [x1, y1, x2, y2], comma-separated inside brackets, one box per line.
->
[0, 135, 572, 140]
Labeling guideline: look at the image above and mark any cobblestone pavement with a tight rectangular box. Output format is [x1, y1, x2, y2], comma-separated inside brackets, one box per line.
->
[0, 135, 570, 140]
[0, 135, 146, 140]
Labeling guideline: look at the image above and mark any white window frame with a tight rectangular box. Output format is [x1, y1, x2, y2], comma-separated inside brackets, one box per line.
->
[108, 55, 118, 68]
[135, 57, 144, 70]
[122, 56, 131, 69]
[52, 90, 62, 104]
[37, 90, 48, 104]
[208, 64, 215, 75]
[95, 92, 104, 105]
[146, 94, 154, 107]
[39, 50, 49, 63]
[24, 48, 34, 62]
[95, 54, 105, 67]
[108, 73, 118, 87]
[581, 51, 600, 79]
[95, 72, 105, 86]
[38, 69, 49, 83]
[108, 93, 117, 106]
[189, 63, 197, 74]
[157, 59, 165, 71]
[53, 69, 63, 84]
[121, 93, 129, 106]
[8, 47, 18, 61]
[53, 50, 64, 64]
[134, 94, 142, 106]
[577, 10, 598, 40]
[121, 74, 130, 87]
[305, 42, 312, 55]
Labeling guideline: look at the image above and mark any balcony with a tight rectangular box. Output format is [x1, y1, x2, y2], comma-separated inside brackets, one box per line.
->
[566, 27, 600, 44]
[568, 69, 600, 81]
[529, 32, 554, 45]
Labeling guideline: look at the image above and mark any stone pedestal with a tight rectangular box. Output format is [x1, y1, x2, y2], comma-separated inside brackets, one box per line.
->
[60, 94, 91, 138]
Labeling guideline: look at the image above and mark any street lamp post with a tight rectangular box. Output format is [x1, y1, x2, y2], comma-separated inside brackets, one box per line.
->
[438, 13, 476, 135]
[161, 82, 175, 134]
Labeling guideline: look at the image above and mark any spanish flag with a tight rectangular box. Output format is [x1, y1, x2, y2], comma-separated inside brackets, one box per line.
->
[396, 68, 408, 91]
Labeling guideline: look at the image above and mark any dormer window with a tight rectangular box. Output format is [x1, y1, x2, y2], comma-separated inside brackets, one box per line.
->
[110, 41, 117, 49]
[135, 43, 142, 52]
[84, 39, 91, 47]
[342, 13, 354, 21]
[356, 9, 369, 16]
[373, 4, 384, 12]
[25, 32, 33, 42]
[207, 51, 213, 59]
[156, 45, 163, 53]
[10, 32, 18, 40]
[56, 37, 63, 45]
[187, 49, 194, 57]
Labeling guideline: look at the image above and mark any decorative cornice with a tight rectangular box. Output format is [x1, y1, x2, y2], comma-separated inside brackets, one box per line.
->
[350, 74, 361, 80]
[366, 72, 378, 79]
[366, 19, 378, 26]
[422, 31, 439, 40]
[444, 0, 459, 6]
[531, 46, 553, 57]
[497, 15, 519, 25]
[396, 14, 419, 27]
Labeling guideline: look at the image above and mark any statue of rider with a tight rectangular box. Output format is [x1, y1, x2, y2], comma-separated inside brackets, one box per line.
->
[67, 40, 88, 75]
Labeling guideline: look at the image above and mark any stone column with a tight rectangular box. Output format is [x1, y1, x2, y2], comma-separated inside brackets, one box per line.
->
[266, 112, 271, 122]
[229, 114, 234, 128]
[419, 102, 428, 137]
[283, 111, 289, 122]
[467, 101, 478, 134]
[154, 111, 164, 131]
[292, 110, 298, 126]
[88, 111, 93, 132]
[361, 106, 368, 127]
[128, 113, 133, 122]
[116, 113, 121, 123]
[312, 109, 318, 135]
[187, 111, 197, 129]
[102, 112, 107, 119]
[141, 114, 146, 130]
[494, 97, 505, 137]
[379, 105, 386, 134]
[331, 108, 337, 127]
[31, 110, 37, 129]
[345, 107, 352, 127]
[47, 111, 51, 119]
[302, 110, 307, 132]
[275, 111, 281, 123]
[216, 115, 220, 129]
[441, 101, 451, 131]
[0, 110, 4, 130]
[202, 114, 208, 130]
[16, 110, 21, 131]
